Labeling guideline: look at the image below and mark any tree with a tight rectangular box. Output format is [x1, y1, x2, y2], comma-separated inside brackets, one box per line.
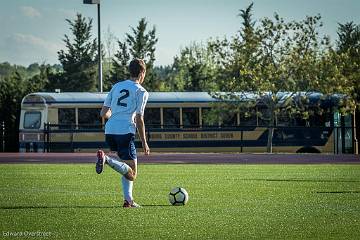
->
[0, 62, 35, 80]
[110, 40, 130, 85]
[336, 22, 360, 152]
[207, 3, 260, 92]
[0, 63, 49, 151]
[337, 22, 360, 53]
[111, 18, 160, 90]
[153, 65, 173, 91]
[209, 5, 355, 152]
[103, 26, 117, 91]
[0, 62, 13, 78]
[336, 22, 360, 107]
[0, 72, 24, 122]
[27, 64, 49, 93]
[0, 62, 62, 152]
[169, 42, 220, 91]
[56, 13, 98, 92]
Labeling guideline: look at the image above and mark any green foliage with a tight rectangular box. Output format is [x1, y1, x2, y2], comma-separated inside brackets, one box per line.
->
[110, 40, 130, 86]
[55, 13, 98, 92]
[337, 22, 360, 104]
[152, 65, 173, 91]
[110, 18, 160, 90]
[0, 62, 42, 80]
[103, 26, 117, 90]
[1, 5, 359, 152]
[167, 3, 357, 137]
[336, 21, 360, 146]
[0, 72, 24, 123]
[0, 62, 14, 77]
[169, 42, 220, 91]
[337, 22, 360, 54]
[0, 63, 51, 151]
[204, 4, 356, 152]
[1, 164, 360, 239]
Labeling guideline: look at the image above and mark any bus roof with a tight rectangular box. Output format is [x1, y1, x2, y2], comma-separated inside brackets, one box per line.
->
[21, 91, 341, 106]
[21, 92, 219, 104]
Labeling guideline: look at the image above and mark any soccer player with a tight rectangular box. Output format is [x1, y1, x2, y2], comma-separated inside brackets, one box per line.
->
[96, 58, 150, 208]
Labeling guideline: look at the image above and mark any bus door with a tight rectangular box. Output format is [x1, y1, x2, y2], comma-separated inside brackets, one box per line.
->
[334, 112, 354, 154]
[343, 115, 353, 153]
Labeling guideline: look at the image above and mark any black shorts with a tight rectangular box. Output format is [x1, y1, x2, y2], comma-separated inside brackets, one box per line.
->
[105, 133, 137, 160]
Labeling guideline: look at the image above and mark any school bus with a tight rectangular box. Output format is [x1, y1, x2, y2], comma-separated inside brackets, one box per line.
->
[19, 92, 356, 153]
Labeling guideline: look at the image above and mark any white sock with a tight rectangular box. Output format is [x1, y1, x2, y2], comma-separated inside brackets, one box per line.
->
[121, 176, 133, 202]
[106, 156, 131, 175]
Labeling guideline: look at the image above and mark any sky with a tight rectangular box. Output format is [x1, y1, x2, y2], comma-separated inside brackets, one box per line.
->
[0, 0, 359, 67]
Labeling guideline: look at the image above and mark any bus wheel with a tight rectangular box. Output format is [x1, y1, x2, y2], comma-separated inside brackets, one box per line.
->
[296, 147, 321, 153]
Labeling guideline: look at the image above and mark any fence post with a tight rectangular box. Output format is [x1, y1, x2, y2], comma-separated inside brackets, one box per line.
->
[70, 124, 74, 152]
[46, 122, 50, 153]
[2, 121, 4, 152]
[353, 110, 358, 154]
[240, 129, 243, 153]
[43, 123, 47, 153]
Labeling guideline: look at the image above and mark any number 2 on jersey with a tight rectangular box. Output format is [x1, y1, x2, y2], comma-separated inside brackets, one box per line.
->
[117, 89, 129, 107]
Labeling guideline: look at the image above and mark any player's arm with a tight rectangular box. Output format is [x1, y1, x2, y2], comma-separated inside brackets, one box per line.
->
[100, 106, 112, 119]
[135, 114, 150, 155]
[101, 86, 114, 119]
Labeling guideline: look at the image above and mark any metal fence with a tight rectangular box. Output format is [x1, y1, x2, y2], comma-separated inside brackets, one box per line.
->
[1, 121, 5, 152]
[41, 123, 358, 154]
[0, 121, 20, 152]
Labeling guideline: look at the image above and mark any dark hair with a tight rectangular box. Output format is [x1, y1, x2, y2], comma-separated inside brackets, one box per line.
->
[128, 59, 146, 78]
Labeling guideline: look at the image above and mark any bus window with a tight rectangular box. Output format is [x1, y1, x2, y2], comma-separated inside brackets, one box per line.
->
[78, 108, 102, 129]
[240, 110, 257, 126]
[24, 111, 41, 129]
[163, 108, 180, 128]
[221, 112, 237, 127]
[145, 108, 161, 128]
[58, 108, 75, 129]
[294, 115, 307, 126]
[182, 108, 199, 128]
[257, 107, 271, 126]
[277, 110, 293, 126]
[309, 110, 332, 127]
[202, 108, 217, 127]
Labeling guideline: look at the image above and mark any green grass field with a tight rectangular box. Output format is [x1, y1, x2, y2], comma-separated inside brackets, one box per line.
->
[1, 163, 360, 239]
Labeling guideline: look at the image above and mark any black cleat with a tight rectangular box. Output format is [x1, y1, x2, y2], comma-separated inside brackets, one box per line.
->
[96, 150, 106, 174]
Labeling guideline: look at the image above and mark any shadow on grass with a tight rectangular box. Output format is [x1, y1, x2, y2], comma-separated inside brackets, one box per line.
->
[0, 204, 171, 210]
[141, 204, 172, 207]
[316, 191, 360, 194]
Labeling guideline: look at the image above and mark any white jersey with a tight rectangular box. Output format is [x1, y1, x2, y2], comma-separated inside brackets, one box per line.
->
[104, 80, 149, 135]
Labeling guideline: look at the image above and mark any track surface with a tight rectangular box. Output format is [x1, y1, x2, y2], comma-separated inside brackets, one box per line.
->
[0, 152, 359, 164]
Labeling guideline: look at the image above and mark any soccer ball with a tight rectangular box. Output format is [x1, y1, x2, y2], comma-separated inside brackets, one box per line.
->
[168, 187, 189, 206]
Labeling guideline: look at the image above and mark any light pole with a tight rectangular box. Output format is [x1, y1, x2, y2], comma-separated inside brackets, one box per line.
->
[83, 0, 103, 92]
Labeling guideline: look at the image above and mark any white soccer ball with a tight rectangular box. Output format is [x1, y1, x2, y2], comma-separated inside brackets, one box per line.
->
[168, 187, 189, 206]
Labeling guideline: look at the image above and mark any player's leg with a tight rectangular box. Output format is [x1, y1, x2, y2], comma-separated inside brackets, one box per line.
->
[118, 134, 140, 208]
[121, 159, 138, 207]
[96, 134, 116, 174]
[112, 133, 137, 181]
[96, 134, 132, 176]
[105, 152, 134, 177]
[121, 159, 137, 180]
[106, 153, 138, 207]
[97, 134, 139, 207]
